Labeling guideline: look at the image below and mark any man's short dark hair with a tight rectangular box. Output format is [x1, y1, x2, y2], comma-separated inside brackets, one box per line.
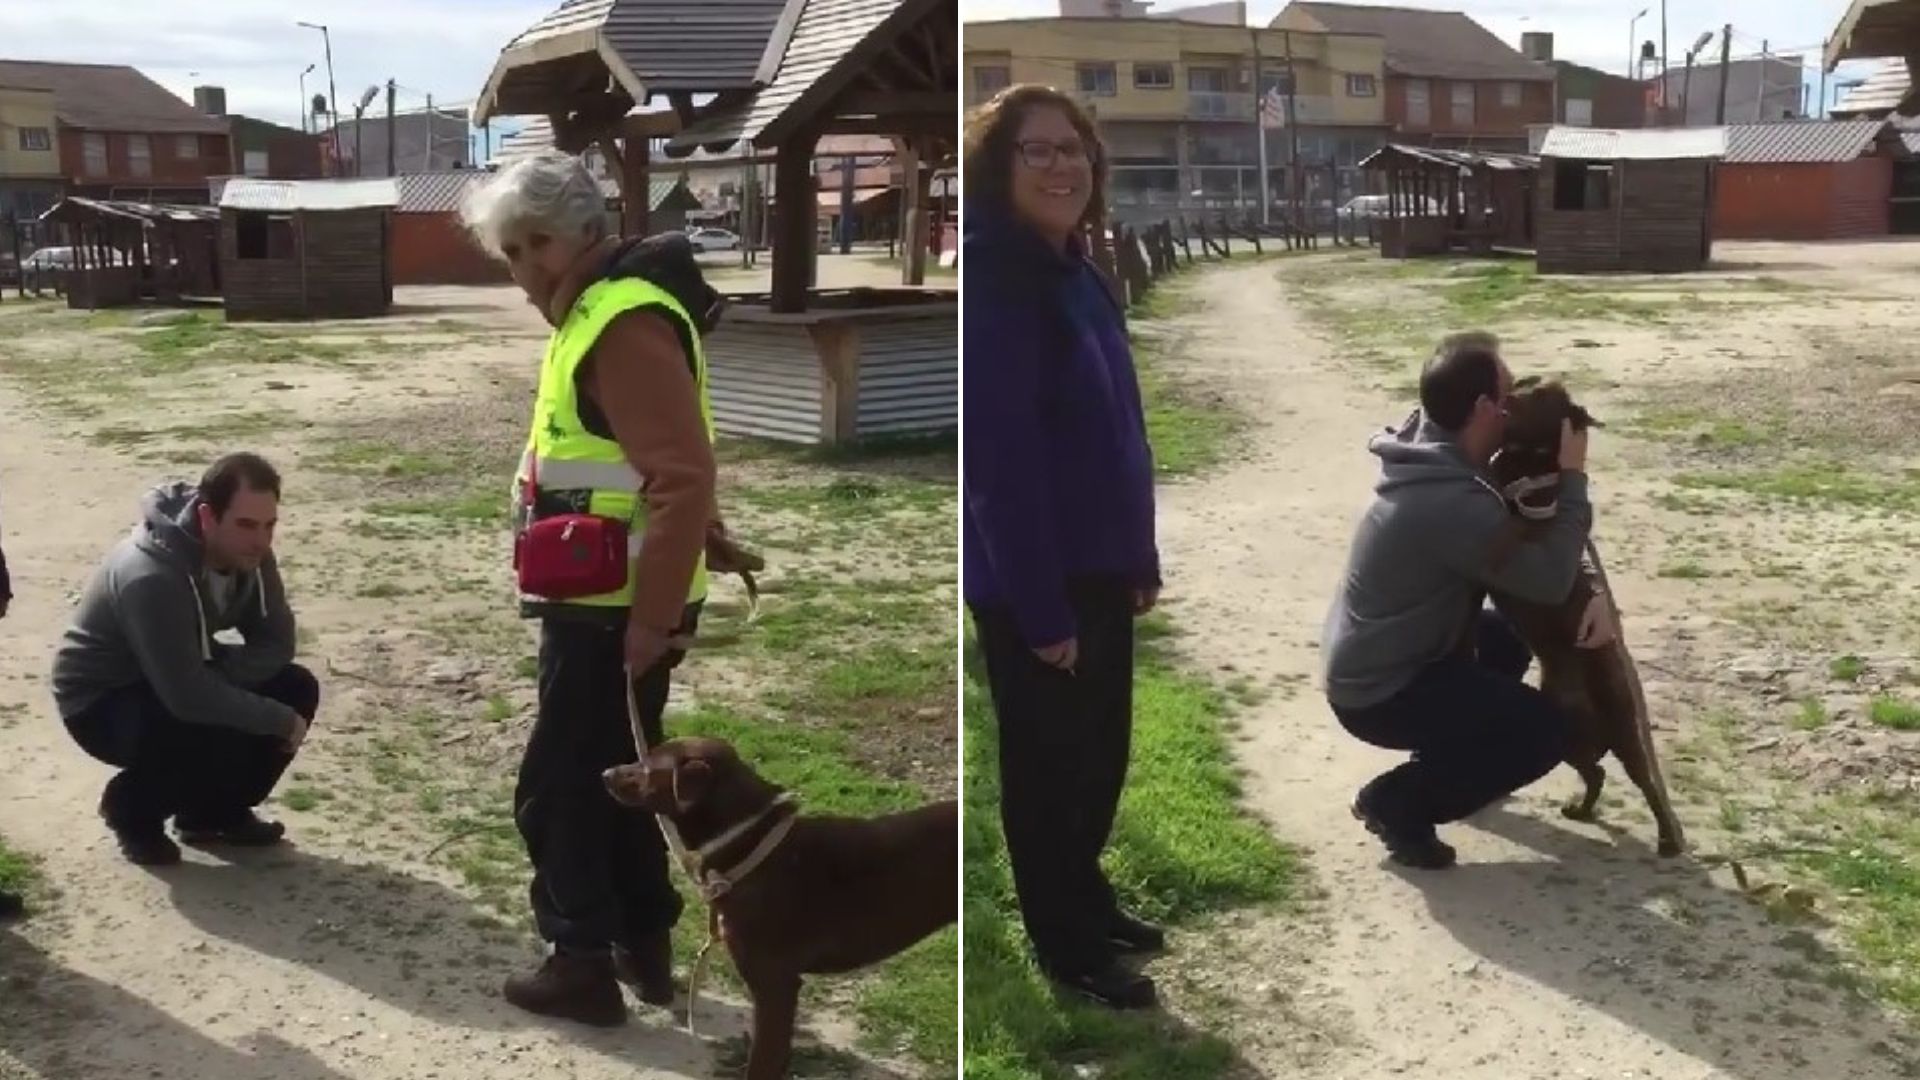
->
[200, 452, 281, 518]
[1419, 332, 1504, 431]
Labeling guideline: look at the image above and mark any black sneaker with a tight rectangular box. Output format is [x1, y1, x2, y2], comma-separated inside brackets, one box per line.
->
[1351, 789, 1456, 870]
[0, 890, 23, 919]
[112, 825, 183, 866]
[177, 811, 286, 847]
[1107, 910, 1167, 954]
[1048, 960, 1158, 1010]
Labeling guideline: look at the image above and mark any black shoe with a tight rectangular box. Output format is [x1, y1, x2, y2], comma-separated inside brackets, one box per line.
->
[177, 811, 286, 847]
[503, 949, 628, 1027]
[1107, 910, 1167, 954]
[111, 825, 182, 866]
[612, 932, 677, 1007]
[1351, 789, 1456, 870]
[1048, 960, 1158, 1010]
[0, 890, 23, 919]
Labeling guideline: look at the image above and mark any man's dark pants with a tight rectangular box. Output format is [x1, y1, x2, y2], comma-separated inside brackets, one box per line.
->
[516, 604, 699, 954]
[971, 576, 1134, 977]
[1333, 610, 1570, 829]
[66, 664, 321, 832]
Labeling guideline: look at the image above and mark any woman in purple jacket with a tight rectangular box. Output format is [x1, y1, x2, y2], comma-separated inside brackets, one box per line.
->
[963, 85, 1163, 1010]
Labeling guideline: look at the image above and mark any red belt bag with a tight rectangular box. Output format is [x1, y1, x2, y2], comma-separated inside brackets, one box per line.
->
[514, 458, 633, 600]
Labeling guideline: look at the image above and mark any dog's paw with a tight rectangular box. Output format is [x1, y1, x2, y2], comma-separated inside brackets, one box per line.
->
[1657, 837, 1685, 858]
[1560, 802, 1598, 823]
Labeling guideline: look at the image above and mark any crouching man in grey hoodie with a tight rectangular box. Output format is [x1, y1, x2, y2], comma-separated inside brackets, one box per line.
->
[52, 453, 318, 866]
[1322, 333, 1616, 870]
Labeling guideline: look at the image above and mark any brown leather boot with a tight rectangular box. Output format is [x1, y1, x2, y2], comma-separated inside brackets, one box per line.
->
[502, 950, 627, 1027]
[612, 932, 676, 1006]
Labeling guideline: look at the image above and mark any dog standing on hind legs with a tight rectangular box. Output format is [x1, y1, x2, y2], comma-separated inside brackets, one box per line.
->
[1485, 378, 1686, 857]
[603, 736, 957, 1080]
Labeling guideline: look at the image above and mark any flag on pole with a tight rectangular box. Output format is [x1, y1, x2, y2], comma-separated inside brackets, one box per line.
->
[1259, 87, 1288, 129]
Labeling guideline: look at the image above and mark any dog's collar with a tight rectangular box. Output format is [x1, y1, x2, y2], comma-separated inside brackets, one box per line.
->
[1502, 472, 1561, 520]
[689, 792, 799, 901]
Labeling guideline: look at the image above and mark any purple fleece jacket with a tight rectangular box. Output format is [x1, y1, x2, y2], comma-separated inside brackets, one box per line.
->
[962, 203, 1161, 648]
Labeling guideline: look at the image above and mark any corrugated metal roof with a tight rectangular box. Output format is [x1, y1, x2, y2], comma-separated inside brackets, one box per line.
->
[0, 60, 228, 133]
[40, 196, 220, 225]
[1539, 126, 1727, 161]
[396, 172, 489, 213]
[1902, 128, 1920, 155]
[1723, 119, 1888, 164]
[1831, 59, 1911, 119]
[1285, 2, 1553, 82]
[219, 178, 401, 212]
[669, 0, 907, 151]
[1359, 143, 1538, 172]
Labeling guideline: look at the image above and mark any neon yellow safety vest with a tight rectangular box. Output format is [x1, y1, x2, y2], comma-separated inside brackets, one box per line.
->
[514, 276, 716, 611]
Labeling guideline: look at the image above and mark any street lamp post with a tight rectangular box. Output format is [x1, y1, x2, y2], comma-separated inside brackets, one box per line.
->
[299, 63, 315, 134]
[1629, 8, 1648, 79]
[297, 21, 340, 172]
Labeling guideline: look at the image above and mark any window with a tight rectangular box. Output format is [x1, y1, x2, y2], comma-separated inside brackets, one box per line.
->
[1552, 161, 1613, 211]
[1564, 98, 1594, 126]
[17, 126, 51, 152]
[128, 134, 151, 177]
[972, 65, 1010, 97]
[1499, 81, 1522, 108]
[242, 150, 270, 176]
[1451, 82, 1476, 126]
[175, 134, 199, 160]
[1259, 71, 1294, 97]
[235, 212, 295, 260]
[83, 132, 107, 175]
[1077, 63, 1117, 97]
[1404, 79, 1431, 126]
[1346, 73, 1377, 98]
[1186, 66, 1227, 93]
[1134, 62, 1174, 89]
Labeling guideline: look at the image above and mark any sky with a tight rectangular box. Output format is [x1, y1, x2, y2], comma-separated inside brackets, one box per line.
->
[963, 0, 1890, 113]
[0, 0, 559, 141]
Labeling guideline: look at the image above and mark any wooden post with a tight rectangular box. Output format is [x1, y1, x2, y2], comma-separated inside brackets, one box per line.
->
[901, 138, 929, 286]
[621, 117, 651, 237]
[771, 128, 820, 313]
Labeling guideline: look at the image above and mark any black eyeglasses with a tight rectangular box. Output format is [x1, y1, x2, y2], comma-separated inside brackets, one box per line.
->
[1015, 138, 1095, 169]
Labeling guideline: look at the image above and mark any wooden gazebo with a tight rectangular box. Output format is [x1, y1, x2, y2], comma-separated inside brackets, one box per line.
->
[1357, 145, 1539, 258]
[473, 0, 957, 445]
[37, 197, 221, 308]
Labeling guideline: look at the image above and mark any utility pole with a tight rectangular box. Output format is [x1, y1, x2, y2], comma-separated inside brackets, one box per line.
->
[1755, 40, 1768, 122]
[838, 154, 855, 254]
[385, 79, 397, 176]
[1715, 26, 1732, 124]
[1252, 28, 1270, 226]
[423, 93, 434, 171]
[1282, 29, 1300, 229]
[1819, 41, 1830, 118]
[1660, 0, 1669, 117]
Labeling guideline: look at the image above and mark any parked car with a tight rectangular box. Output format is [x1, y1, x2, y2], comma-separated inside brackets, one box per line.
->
[687, 227, 741, 253]
[21, 246, 75, 272]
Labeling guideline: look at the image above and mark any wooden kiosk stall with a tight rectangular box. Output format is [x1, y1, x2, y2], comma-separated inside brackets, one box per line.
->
[37, 197, 221, 308]
[1358, 145, 1539, 258]
[473, 0, 957, 446]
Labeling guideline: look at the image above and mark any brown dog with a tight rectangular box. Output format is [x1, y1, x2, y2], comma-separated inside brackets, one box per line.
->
[603, 736, 957, 1080]
[1484, 378, 1686, 856]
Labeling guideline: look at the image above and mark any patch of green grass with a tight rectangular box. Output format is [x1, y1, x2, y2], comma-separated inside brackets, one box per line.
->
[1673, 462, 1920, 513]
[1792, 836, 1920, 1011]
[1623, 407, 1770, 449]
[369, 488, 507, 524]
[317, 439, 473, 480]
[963, 632, 1300, 1079]
[278, 785, 331, 812]
[1832, 655, 1868, 683]
[1794, 699, 1830, 731]
[122, 314, 359, 373]
[1658, 560, 1713, 580]
[0, 834, 42, 903]
[1868, 696, 1920, 731]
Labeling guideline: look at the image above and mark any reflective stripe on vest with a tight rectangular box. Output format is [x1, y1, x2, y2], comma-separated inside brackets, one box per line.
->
[514, 276, 716, 609]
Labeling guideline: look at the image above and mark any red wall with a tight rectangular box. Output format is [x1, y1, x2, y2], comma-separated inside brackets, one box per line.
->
[1714, 157, 1893, 241]
[391, 212, 510, 286]
[58, 129, 231, 191]
[1386, 75, 1553, 140]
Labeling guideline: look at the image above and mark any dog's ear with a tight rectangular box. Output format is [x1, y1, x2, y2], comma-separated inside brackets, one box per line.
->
[672, 758, 714, 812]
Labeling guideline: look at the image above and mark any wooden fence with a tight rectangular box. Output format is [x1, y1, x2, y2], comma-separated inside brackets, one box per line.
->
[1086, 210, 1374, 311]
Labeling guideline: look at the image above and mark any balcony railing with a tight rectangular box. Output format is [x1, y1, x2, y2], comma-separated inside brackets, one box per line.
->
[1188, 91, 1252, 120]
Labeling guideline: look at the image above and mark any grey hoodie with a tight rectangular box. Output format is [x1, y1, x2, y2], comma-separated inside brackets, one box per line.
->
[1321, 411, 1592, 709]
[51, 482, 300, 738]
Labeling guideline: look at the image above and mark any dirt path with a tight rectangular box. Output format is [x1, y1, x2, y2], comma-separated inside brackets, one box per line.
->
[1150, 256, 1917, 1080]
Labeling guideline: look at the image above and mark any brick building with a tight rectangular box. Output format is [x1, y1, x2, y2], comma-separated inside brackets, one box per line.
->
[0, 60, 230, 203]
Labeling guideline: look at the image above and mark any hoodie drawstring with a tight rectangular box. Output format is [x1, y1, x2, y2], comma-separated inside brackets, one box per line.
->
[185, 576, 212, 662]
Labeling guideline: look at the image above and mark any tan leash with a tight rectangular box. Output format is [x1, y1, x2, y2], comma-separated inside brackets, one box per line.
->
[625, 671, 715, 1036]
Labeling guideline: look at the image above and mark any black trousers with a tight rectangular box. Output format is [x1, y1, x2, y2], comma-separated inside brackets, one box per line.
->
[66, 663, 321, 832]
[1332, 609, 1570, 828]
[516, 606, 698, 953]
[972, 578, 1135, 976]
